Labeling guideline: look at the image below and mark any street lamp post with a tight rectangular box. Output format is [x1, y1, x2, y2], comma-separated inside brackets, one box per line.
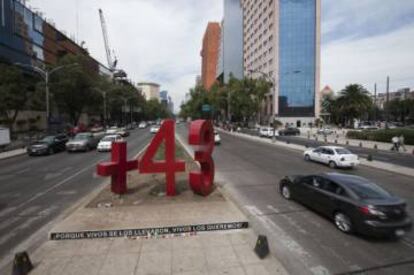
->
[15, 63, 78, 132]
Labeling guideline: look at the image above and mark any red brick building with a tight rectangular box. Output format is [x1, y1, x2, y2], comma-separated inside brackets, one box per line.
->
[200, 22, 221, 90]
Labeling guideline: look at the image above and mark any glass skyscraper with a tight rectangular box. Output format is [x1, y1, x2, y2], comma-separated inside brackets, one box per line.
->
[241, 0, 321, 126]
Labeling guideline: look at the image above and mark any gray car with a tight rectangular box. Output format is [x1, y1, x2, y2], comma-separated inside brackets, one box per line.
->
[66, 132, 100, 152]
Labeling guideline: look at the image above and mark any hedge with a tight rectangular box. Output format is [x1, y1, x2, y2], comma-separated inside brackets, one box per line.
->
[346, 129, 414, 145]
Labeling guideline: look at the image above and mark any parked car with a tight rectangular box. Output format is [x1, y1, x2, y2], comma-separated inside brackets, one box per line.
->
[304, 146, 359, 168]
[0, 127, 11, 148]
[150, 125, 160, 134]
[105, 126, 119, 135]
[214, 131, 221, 145]
[66, 132, 100, 152]
[27, 134, 68, 156]
[317, 128, 334, 135]
[278, 127, 300, 136]
[259, 127, 274, 138]
[139, 122, 148, 129]
[97, 135, 123, 152]
[279, 173, 412, 238]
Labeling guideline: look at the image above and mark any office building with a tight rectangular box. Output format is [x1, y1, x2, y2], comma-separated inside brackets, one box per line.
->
[200, 22, 221, 90]
[137, 82, 160, 101]
[241, 0, 321, 126]
[216, 0, 244, 83]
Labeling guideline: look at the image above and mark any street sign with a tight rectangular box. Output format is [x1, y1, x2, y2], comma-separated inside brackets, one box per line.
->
[202, 104, 211, 112]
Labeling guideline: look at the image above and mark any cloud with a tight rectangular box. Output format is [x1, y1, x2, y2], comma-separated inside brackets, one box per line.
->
[28, 0, 223, 113]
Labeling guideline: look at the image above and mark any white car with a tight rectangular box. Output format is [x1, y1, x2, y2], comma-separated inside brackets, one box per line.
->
[97, 135, 123, 152]
[138, 122, 147, 129]
[304, 146, 360, 168]
[150, 125, 160, 134]
[105, 126, 119, 135]
[317, 128, 334, 135]
[259, 127, 274, 138]
[214, 131, 221, 145]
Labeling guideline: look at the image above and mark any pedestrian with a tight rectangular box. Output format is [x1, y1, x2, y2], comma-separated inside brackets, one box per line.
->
[399, 135, 407, 152]
[391, 136, 400, 152]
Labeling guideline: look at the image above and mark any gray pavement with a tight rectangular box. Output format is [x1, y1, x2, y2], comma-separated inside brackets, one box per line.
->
[0, 128, 152, 272]
[177, 125, 414, 275]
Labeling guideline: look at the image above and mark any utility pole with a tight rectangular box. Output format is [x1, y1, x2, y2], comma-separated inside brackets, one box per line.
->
[374, 83, 377, 122]
[386, 76, 390, 129]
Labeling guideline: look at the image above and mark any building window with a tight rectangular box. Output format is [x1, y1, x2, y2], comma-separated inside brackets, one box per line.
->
[34, 15, 43, 33]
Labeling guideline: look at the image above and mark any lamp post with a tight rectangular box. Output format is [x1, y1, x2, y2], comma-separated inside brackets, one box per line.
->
[15, 63, 78, 132]
[94, 88, 107, 127]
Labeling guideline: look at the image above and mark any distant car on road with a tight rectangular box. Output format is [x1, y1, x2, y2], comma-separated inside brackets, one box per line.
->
[27, 134, 68, 156]
[105, 126, 119, 135]
[66, 132, 100, 152]
[259, 127, 274, 138]
[279, 173, 412, 238]
[304, 146, 359, 168]
[317, 128, 334, 135]
[116, 127, 130, 137]
[138, 122, 148, 129]
[214, 131, 221, 145]
[97, 135, 123, 152]
[150, 125, 160, 134]
[278, 127, 300, 136]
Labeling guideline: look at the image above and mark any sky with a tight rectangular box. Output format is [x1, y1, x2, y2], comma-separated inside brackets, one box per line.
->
[27, 0, 414, 112]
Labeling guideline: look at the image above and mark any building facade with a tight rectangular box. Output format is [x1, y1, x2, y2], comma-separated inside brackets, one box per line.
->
[216, 0, 244, 84]
[241, 0, 321, 127]
[200, 22, 221, 90]
[137, 82, 160, 101]
[0, 0, 108, 73]
[374, 88, 414, 110]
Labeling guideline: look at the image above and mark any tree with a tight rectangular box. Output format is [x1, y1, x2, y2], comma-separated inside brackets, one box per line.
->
[335, 84, 373, 126]
[50, 55, 101, 125]
[0, 64, 35, 133]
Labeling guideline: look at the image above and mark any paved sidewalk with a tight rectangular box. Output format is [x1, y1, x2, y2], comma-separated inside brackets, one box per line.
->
[0, 148, 26, 160]
[26, 151, 287, 275]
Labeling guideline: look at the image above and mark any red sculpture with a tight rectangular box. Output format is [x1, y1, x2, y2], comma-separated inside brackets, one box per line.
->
[188, 120, 215, 196]
[139, 119, 185, 196]
[96, 141, 138, 194]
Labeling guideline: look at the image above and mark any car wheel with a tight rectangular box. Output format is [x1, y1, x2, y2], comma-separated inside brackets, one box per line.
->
[280, 184, 292, 200]
[304, 154, 310, 161]
[329, 161, 337, 169]
[48, 148, 54, 155]
[334, 212, 353, 233]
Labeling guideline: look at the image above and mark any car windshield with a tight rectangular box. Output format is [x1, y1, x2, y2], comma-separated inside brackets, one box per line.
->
[335, 148, 352, 154]
[101, 136, 116, 142]
[40, 136, 54, 143]
[74, 134, 90, 140]
[346, 180, 391, 199]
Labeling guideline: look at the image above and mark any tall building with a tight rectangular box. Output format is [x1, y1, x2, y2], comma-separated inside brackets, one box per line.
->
[137, 82, 160, 101]
[241, 0, 321, 127]
[200, 22, 221, 90]
[216, 0, 244, 83]
[0, 0, 109, 74]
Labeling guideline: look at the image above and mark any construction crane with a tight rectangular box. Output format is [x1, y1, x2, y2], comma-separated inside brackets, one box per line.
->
[98, 8, 118, 72]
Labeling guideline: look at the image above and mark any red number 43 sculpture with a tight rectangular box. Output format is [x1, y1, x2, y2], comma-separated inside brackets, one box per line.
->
[96, 119, 215, 197]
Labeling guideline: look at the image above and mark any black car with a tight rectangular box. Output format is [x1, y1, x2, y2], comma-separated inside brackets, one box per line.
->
[279, 173, 412, 238]
[278, 127, 300, 136]
[27, 134, 69, 156]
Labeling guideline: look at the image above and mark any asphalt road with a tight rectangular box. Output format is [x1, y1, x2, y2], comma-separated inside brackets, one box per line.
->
[241, 129, 414, 169]
[177, 125, 414, 275]
[0, 128, 152, 270]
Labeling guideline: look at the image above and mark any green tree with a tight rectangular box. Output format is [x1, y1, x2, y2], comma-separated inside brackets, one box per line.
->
[50, 55, 101, 125]
[0, 64, 35, 133]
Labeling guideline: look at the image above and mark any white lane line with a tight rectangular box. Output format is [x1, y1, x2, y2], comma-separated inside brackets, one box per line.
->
[0, 232, 17, 246]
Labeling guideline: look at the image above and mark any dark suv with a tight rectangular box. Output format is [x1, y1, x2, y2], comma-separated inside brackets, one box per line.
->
[278, 127, 300, 136]
[27, 134, 69, 156]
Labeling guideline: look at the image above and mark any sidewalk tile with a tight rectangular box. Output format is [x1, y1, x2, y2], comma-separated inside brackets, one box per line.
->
[108, 238, 142, 254]
[172, 247, 206, 273]
[172, 235, 202, 251]
[98, 253, 139, 275]
[244, 264, 271, 275]
[233, 244, 261, 265]
[31, 257, 70, 275]
[78, 239, 113, 255]
[141, 238, 172, 253]
[135, 251, 171, 275]
[207, 266, 246, 275]
[173, 270, 208, 275]
[227, 232, 252, 246]
[60, 255, 105, 275]
[205, 246, 240, 270]
[200, 234, 232, 248]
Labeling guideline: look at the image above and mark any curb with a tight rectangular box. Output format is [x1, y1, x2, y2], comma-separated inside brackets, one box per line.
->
[217, 128, 414, 178]
[0, 148, 27, 160]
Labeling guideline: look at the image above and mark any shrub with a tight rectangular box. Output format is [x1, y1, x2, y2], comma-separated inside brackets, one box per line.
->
[346, 129, 414, 145]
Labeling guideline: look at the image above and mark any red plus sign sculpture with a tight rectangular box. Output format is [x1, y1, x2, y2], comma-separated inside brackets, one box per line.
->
[96, 141, 138, 194]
